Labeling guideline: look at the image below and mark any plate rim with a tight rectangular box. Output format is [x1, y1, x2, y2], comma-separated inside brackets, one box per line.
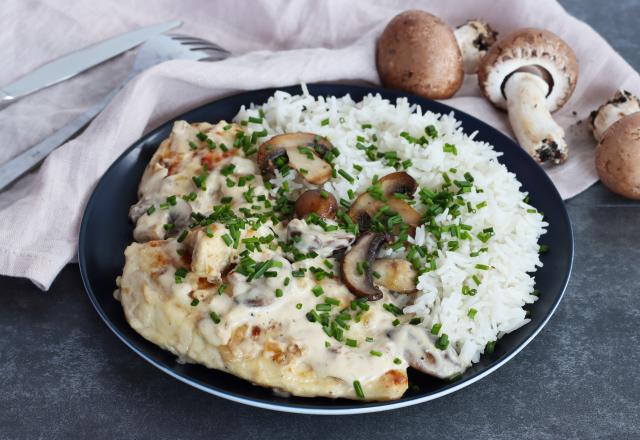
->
[78, 82, 574, 415]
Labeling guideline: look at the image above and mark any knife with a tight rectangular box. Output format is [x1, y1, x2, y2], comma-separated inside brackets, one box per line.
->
[0, 20, 182, 109]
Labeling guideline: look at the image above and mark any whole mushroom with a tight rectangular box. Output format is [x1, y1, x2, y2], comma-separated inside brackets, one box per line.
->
[454, 19, 498, 74]
[590, 90, 640, 142]
[595, 112, 640, 199]
[478, 28, 578, 164]
[376, 10, 463, 99]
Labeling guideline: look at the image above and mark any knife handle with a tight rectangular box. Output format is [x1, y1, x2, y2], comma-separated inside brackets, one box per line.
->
[0, 76, 131, 192]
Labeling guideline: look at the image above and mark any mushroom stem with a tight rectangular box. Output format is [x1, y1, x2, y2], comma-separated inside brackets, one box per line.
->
[503, 72, 568, 164]
[454, 20, 498, 74]
[590, 90, 640, 142]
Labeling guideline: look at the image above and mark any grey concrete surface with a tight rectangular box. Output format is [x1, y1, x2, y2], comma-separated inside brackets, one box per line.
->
[1, 1, 639, 439]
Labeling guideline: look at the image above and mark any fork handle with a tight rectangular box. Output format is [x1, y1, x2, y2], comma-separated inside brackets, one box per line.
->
[0, 90, 15, 110]
[0, 75, 133, 192]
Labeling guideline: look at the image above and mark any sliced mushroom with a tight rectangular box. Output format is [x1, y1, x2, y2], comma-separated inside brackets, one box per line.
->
[341, 232, 388, 300]
[389, 325, 467, 380]
[132, 197, 192, 242]
[348, 172, 421, 233]
[348, 194, 421, 233]
[379, 171, 417, 196]
[590, 90, 640, 142]
[295, 189, 337, 219]
[454, 19, 498, 74]
[287, 218, 355, 257]
[478, 28, 578, 164]
[372, 259, 418, 293]
[257, 133, 333, 184]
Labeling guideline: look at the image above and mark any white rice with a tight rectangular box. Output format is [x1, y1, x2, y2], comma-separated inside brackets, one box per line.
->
[233, 85, 547, 366]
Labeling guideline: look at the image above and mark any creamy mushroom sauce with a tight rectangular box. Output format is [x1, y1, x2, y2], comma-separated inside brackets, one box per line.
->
[116, 120, 467, 401]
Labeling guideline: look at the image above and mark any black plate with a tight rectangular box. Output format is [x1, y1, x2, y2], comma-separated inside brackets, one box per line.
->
[78, 83, 573, 414]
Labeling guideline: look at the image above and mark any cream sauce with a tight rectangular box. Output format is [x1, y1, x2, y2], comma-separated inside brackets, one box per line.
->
[117, 120, 470, 401]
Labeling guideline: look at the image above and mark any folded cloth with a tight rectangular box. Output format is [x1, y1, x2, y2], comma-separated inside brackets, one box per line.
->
[1, 0, 638, 290]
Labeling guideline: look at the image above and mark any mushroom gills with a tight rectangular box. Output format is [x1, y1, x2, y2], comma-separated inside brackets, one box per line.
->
[454, 19, 498, 74]
[372, 259, 417, 293]
[340, 232, 389, 300]
[504, 72, 568, 164]
[590, 90, 640, 142]
[257, 133, 333, 184]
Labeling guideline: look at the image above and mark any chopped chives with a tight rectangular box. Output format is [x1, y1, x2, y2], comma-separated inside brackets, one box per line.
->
[443, 143, 458, 155]
[316, 303, 331, 312]
[393, 358, 402, 365]
[188, 141, 198, 150]
[275, 288, 283, 298]
[190, 298, 199, 307]
[324, 297, 340, 306]
[353, 380, 365, 399]
[321, 118, 330, 126]
[435, 334, 449, 350]
[311, 285, 324, 297]
[177, 230, 188, 243]
[221, 234, 233, 246]
[296, 303, 303, 309]
[472, 274, 481, 286]
[539, 244, 550, 253]
[217, 283, 227, 295]
[346, 339, 358, 347]
[146, 205, 156, 215]
[475, 264, 490, 270]
[365, 337, 374, 343]
[338, 169, 355, 183]
[431, 323, 442, 335]
[210, 312, 221, 324]
[485, 340, 496, 354]
[248, 116, 263, 124]
[468, 308, 478, 319]
[370, 350, 382, 357]
[409, 317, 422, 325]
[392, 319, 400, 327]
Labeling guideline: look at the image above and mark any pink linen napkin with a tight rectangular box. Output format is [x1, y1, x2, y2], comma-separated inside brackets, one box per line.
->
[1, 0, 638, 290]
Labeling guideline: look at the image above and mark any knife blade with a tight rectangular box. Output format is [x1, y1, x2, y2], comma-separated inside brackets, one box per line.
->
[0, 20, 181, 109]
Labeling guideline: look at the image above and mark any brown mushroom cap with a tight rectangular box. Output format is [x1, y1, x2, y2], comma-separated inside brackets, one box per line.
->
[477, 28, 578, 112]
[376, 10, 463, 99]
[379, 171, 417, 196]
[595, 112, 640, 199]
[295, 189, 338, 219]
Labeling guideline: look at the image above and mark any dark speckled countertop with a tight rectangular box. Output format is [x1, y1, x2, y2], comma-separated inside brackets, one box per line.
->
[1, 1, 639, 439]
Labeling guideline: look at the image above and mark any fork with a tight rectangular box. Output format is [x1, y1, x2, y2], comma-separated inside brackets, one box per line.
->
[0, 34, 230, 191]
